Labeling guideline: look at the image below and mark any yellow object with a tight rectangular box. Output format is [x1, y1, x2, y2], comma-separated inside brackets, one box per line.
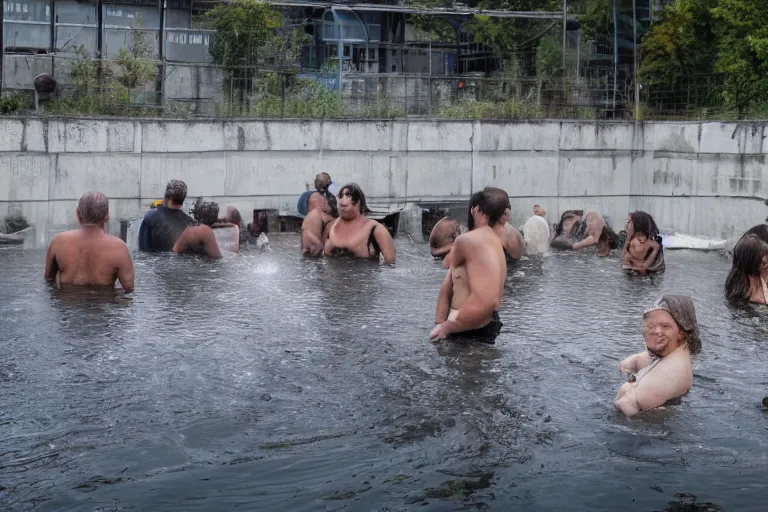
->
[151, 200, 163, 208]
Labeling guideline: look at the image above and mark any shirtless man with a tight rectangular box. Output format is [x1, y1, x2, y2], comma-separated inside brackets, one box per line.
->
[614, 295, 702, 417]
[430, 187, 508, 343]
[173, 201, 223, 259]
[44, 191, 134, 293]
[550, 210, 618, 256]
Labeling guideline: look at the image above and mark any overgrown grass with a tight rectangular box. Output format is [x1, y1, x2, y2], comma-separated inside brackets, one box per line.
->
[0, 93, 31, 114]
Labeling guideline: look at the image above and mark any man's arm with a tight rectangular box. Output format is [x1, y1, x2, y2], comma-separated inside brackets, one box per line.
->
[619, 351, 653, 374]
[571, 234, 598, 250]
[44, 235, 60, 281]
[374, 224, 396, 264]
[615, 365, 687, 417]
[435, 270, 453, 324]
[115, 242, 135, 293]
[442, 237, 501, 334]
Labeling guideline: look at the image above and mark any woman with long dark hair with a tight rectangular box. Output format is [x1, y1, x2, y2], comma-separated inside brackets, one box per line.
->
[621, 211, 665, 275]
[725, 232, 768, 304]
[323, 183, 396, 263]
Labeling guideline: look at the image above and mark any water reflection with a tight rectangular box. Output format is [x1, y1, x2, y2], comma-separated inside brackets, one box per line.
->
[0, 240, 767, 511]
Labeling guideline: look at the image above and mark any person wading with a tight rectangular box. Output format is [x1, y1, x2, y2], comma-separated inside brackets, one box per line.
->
[615, 295, 702, 417]
[138, 179, 195, 252]
[430, 187, 508, 343]
[45, 191, 134, 293]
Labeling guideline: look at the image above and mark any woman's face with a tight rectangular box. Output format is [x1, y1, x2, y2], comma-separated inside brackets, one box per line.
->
[760, 252, 768, 280]
[337, 188, 360, 219]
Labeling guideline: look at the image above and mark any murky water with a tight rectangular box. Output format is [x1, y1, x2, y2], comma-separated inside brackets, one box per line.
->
[1, 237, 767, 511]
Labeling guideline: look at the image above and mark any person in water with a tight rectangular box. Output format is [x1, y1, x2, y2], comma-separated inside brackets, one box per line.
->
[323, 183, 396, 263]
[429, 216, 467, 262]
[222, 206, 258, 246]
[430, 187, 508, 343]
[614, 295, 701, 418]
[297, 172, 338, 217]
[301, 180, 338, 257]
[550, 210, 618, 256]
[724, 233, 768, 304]
[138, 179, 196, 252]
[173, 201, 223, 259]
[621, 211, 664, 274]
[45, 191, 134, 293]
[494, 202, 525, 265]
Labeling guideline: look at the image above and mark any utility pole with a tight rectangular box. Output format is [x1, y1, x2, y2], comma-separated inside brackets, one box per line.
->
[633, 0, 639, 120]
[612, 0, 618, 113]
[1, 0, 5, 94]
[561, 0, 567, 76]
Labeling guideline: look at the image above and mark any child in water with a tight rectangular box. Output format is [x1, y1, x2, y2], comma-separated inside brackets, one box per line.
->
[623, 231, 660, 274]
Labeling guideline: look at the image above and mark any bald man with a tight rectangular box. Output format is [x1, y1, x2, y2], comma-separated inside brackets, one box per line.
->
[45, 191, 134, 293]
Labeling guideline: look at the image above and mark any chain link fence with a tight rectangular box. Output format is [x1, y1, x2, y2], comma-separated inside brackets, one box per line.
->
[2, 54, 745, 120]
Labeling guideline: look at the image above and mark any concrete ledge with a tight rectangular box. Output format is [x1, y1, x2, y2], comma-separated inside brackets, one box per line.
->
[2, 118, 768, 247]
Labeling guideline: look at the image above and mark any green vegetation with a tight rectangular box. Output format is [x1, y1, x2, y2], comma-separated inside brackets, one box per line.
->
[2, 0, 766, 120]
[44, 18, 158, 116]
[639, 0, 768, 117]
[0, 93, 29, 114]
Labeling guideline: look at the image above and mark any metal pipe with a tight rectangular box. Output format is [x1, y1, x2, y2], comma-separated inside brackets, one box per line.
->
[633, 0, 639, 120]
[561, 0, 566, 75]
[97, 0, 103, 58]
[49, 0, 55, 52]
[612, 0, 618, 113]
[1, 0, 4, 94]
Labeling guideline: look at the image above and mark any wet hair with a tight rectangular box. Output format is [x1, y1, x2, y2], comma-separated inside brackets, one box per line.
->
[164, 179, 188, 206]
[741, 224, 768, 245]
[338, 183, 371, 214]
[725, 234, 768, 303]
[643, 295, 701, 355]
[554, 210, 584, 237]
[599, 225, 619, 249]
[628, 211, 659, 238]
[314, 172, 332, 193]
[192, 201, 220, 226]
[78, 191, 109, 225]
[467, 187, 510, 229]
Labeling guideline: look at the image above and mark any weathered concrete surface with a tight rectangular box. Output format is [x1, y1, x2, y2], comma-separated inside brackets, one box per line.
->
[1, 117, 767, 249]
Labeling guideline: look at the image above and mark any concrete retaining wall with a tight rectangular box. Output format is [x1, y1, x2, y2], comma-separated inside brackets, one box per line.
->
[1, 117, 766, 249]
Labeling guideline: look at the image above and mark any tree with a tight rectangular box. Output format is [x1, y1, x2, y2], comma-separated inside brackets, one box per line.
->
[207, 0, 284, 108]
[711, 0, 768, 114]
[637, 0, 716, 87]
[208, 0, 283, 68]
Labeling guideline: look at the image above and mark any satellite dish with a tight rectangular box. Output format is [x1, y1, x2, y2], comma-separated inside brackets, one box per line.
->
[33, 73, 57, 94]
[32, 73, 57, 111]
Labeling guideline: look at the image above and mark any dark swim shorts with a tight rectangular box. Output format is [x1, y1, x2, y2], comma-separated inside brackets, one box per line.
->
[450, 311, 503, 344]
